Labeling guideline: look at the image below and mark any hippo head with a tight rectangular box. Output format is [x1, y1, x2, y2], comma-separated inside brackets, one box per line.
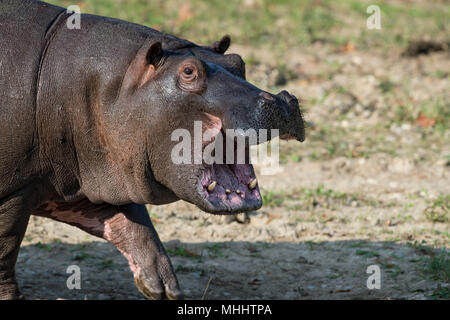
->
[107, 35, 305, 214]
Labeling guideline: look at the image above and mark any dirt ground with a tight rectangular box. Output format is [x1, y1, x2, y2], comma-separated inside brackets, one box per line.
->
[17, 0, 449, 300]
[20, 155, 449, 300]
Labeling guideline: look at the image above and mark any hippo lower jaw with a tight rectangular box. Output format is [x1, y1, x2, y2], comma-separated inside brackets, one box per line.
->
[199, 162, 262, 214]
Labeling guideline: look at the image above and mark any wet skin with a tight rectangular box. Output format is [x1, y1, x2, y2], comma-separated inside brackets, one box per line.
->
[0, 0, 304, 299]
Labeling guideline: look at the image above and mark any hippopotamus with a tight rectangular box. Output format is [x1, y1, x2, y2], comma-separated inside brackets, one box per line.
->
[0, 0, 305, 299]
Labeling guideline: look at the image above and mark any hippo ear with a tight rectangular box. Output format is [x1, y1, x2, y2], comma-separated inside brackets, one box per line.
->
[121, 41, 164, 93]
[146, 42, 163, 66]
[210, 35, 231, 54]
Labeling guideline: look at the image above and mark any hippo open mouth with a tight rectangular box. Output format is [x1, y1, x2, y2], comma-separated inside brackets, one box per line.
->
[199, 135, 262, 214]
[186, 111, 261, 214]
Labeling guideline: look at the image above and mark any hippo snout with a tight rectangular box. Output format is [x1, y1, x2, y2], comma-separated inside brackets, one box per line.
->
[257, 90, 305, 143]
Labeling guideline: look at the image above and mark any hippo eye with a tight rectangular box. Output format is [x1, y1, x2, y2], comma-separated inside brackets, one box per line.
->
[178, 60, 205, 93]
[184, 67, 194, 75]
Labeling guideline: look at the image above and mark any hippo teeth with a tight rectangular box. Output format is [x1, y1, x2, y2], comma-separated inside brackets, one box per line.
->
[225, 189, 231, 194]
[236, 189, 241, 194]
[207, 181, 217, 192]
[249, 178, 257, 190]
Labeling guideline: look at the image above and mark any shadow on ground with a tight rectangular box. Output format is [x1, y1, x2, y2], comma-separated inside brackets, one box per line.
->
[17, 239, 447, 300]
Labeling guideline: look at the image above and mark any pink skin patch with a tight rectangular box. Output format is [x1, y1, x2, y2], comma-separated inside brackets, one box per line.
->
[203, 113, 222, 134]
[103, 221, 141, 275]
[201, 113, 223, 150]
[37, 202, 142, 277]
[259, 91, 274, 101]
[42, 201, 105, 236]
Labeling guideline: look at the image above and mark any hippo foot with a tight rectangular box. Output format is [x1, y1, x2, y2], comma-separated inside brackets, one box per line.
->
[0, 282, 24, 300]
[1, 293, 25, 300]
[133, 264, 183, 300]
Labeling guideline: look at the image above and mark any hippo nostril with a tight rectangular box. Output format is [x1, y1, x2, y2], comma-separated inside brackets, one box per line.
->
[259, 91, 274, 101]
[278, 90, 299, 106]
[278, 90, 289, 99]
[289, 95, 299, 106]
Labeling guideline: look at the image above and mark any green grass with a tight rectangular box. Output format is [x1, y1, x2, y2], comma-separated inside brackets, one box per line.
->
[424, 195, 449, 223]
[167, 247, 201, 258]
[409, 240, 435, 256]
[355, 249, 380, 258]
[261, 190, 286, 207]
[175, 265, 205, 275]
[262, 184, 386, 210]
[46, 0, 450, 50]
[34, 242, 52, 251]
[423, 251, 450, 283]
[73, 252, 90, 261]
[430, 286, 450, 299]
[205, 243, 224, 257]
[97, 259, 114, 269]
[348, 241, 370, 248]
[282, 116, 449, 164]
[378, 80, 395, 93]
[391, 97, 450, 131]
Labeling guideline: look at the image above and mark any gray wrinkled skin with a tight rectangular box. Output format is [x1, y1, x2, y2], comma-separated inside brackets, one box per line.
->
[0, 0, 305, 299]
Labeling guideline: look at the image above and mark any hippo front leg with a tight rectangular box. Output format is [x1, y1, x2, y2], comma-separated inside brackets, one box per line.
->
[104, 204, 183, 300]
[34, 201, 182, 300]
